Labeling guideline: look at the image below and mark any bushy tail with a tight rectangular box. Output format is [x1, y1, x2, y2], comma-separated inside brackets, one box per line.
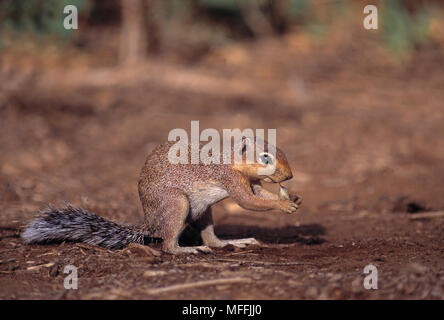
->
[22, 204, 144, 249]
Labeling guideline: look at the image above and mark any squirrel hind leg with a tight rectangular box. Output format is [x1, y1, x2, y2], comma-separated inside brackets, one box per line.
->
[154, 190, 212, 255]
[192, 208, 260, 249]
[192, 207, 225, 248]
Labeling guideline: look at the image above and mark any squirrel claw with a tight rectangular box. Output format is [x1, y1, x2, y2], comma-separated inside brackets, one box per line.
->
[279, 185, 302, 211]
[221, 238, 259, 248]
[194, 246, 214, 254]
[164, 245, 213, 255]
[280, 200, 299, 214]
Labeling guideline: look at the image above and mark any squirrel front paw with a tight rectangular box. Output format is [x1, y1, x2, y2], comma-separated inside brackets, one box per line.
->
[278, 185, 302, 208]
[278, 199, 300, 214]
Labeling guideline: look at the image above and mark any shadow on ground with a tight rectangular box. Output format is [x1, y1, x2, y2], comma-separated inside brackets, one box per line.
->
[179, 223, 327, 246]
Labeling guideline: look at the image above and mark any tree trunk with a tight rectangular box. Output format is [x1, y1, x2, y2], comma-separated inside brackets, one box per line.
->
[119, 0, 147, 66]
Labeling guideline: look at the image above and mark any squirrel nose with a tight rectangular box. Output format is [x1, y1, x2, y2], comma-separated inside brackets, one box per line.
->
[285, 171, 293, 181]
[281, 172, 293, 182]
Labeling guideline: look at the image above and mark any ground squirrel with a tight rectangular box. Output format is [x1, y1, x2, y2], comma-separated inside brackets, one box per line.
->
[22, 136, 301, 254]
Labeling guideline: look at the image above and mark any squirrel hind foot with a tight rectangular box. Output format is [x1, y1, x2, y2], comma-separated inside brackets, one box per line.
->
[163, 245, 214, 255]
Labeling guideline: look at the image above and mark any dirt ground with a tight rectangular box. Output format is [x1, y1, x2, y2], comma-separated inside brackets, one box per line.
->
[1, 37, 444, 300]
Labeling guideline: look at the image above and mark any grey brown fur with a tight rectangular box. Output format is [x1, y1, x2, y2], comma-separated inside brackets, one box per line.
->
[22, 205, 144, 249]
[22, 137, 301, 254]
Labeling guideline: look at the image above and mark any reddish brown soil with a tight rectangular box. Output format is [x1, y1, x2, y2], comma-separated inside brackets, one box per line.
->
[1, 37, 444, 299]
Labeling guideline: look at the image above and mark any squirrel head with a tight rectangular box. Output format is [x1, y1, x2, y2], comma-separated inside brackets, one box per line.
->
[231, 136, 293, 183]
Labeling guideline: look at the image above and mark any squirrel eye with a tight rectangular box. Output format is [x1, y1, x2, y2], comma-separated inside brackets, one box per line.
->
[259, 153, 273, 165]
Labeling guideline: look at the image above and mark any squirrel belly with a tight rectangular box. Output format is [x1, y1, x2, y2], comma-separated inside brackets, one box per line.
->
[22, 205, 145, 249]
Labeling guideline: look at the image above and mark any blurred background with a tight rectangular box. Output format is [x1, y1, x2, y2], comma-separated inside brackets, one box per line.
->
[2, 0, 444, 211]
[1, 0, 444, 299]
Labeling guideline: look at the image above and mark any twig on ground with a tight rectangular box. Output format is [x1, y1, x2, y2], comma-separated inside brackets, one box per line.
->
[408, 211, 444, 220]
[214, 258, 313, 266]
[145, 277, 251, 295]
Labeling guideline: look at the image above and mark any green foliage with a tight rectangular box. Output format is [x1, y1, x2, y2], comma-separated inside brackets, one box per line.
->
[158, 0, 193, 22]
[0, 0, 89, 41]
[382, 0, 432, 56]
[0, 0, 436, 59]
[305, 23, 327, 39]
[196, 0, 239, 11]
[289, 0, 309, 16]
[300, 0, 347, 40]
